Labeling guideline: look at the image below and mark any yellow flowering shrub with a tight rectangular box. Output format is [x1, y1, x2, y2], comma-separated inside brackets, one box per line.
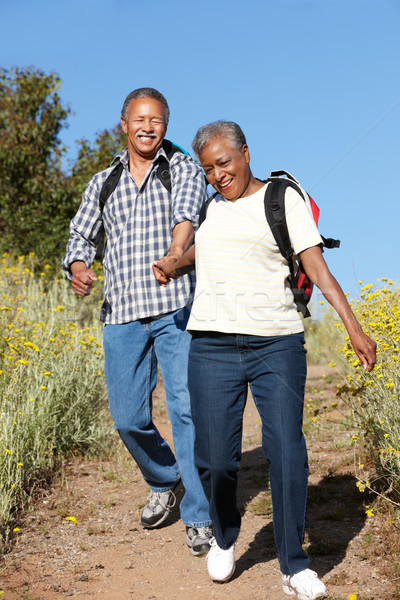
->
[336, 280, 400, 501]
[0, 254, 111, 535]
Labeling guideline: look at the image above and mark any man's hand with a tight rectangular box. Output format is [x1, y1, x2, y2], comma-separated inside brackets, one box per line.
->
[152, 255, 180, 286]
[70, 262, 98, 296]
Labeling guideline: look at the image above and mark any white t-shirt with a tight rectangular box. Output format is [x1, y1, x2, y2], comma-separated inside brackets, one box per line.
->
[187, 183, 323, 336]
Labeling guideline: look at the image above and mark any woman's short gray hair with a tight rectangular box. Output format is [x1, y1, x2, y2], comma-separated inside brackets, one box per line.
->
[121, 87, 170, 125]
[192, 121, 247, 157]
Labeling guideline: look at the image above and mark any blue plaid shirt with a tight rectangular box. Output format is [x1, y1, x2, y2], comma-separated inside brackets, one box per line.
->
[62, 145, 206, 324]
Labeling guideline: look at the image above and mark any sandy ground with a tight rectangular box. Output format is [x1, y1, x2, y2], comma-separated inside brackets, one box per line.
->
[0, 365, 394, 600]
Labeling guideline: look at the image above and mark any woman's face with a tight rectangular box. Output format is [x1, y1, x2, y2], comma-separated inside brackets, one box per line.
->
[199, 137, 252, 200]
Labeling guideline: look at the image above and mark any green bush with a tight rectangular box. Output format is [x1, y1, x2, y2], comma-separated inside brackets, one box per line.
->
[0, 254, 111, 536]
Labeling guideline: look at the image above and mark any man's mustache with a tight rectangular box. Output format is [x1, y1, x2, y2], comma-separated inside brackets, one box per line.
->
[135, 131, 157, 138]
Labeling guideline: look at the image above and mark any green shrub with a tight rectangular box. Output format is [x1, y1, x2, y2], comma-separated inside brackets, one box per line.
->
[0, 254, 111, 536]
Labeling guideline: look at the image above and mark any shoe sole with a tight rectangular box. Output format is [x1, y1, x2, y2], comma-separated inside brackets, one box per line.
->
[190, 544, 211, 557]
[282, 583, 327, 600]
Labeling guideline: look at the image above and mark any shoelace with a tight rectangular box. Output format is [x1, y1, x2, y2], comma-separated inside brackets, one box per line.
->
[148, 489, 177, 511]
[195, 526, 213, 539]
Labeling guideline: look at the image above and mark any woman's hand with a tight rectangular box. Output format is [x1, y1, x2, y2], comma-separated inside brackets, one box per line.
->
[299, 245, 377, 371]
[152, 244, 196, 286]
[346, 324, 377, 372]
[152, 255, 180, 286]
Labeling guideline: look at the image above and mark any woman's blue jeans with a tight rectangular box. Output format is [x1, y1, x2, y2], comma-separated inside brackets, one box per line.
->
[188, 331, 309, 575]
[103, 308, 211, 527]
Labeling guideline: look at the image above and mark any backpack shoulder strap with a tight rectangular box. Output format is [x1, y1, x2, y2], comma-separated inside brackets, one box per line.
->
[99, 161, 124, 213]
[321, 235, 341, 249]
[198, 192, 218, 227]
[263, 179, 296, 262]
[156, 139, 187, 194]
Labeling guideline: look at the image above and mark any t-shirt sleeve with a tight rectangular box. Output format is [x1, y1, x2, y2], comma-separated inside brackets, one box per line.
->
[284, 187, 323, 255]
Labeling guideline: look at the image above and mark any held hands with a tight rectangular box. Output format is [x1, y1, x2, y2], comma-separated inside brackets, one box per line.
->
[152, 254, 180, 287]
[71, 267, 98, 296]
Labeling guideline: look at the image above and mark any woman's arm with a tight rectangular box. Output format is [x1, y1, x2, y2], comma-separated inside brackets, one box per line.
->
[299, 245, 377, 371]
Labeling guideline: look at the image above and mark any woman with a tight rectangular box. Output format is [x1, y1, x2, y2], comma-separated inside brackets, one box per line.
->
[153, 121, 376, 600]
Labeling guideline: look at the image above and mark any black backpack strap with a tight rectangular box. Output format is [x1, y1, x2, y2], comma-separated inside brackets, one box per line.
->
[156, 140, 187, 194]
[321, 235, 341, 249]
[198, 192, 218, 227]
[269, 170, 299, 184]
[98, 161, 124, 213]
[263, 180, 294, 263]
[264, 179, 311, 317]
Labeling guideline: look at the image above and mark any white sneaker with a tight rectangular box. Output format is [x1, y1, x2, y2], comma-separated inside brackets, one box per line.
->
[206, 537, 235, 582]
[282, 569, 327, 600]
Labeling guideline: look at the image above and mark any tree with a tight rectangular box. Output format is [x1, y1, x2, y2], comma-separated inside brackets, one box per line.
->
[0, 67, 127, 263]
[0, 67, 74, 260]
[71, 124, 126, 188]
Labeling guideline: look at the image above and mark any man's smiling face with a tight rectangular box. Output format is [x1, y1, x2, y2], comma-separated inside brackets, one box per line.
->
[121, 97, 167, 160]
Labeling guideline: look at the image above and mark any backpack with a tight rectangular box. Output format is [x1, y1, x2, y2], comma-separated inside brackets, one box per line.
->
[95, 139, 188, 258]
[198, 170, 340, 318]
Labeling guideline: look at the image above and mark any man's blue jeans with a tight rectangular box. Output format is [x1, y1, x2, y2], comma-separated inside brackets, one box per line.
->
[188, 331, 309, 575]
[103, 308, 211, 527]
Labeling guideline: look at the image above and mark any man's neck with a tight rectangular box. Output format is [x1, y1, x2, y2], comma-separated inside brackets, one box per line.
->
[127, 146, 161, 188]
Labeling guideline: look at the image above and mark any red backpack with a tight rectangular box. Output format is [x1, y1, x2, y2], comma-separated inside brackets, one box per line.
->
[264, 170, 340, 317]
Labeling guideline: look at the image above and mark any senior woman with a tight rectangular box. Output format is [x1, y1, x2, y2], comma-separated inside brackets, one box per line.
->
[153, 121, 376, 600]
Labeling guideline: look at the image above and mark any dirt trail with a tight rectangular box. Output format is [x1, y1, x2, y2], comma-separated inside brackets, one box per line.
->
[0, 366, 392, 600]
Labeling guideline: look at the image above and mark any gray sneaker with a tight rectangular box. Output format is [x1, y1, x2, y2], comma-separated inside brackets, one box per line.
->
[186, 525, 213, 556]
[141, 480, 180, 528]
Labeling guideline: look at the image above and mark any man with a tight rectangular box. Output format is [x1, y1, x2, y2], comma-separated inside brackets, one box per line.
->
[62, 88, 212, 556]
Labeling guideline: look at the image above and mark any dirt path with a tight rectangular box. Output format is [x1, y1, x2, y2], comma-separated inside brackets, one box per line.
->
[0, 366, 393, 600]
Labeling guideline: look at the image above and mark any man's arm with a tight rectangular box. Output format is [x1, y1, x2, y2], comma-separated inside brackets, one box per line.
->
[299, 245, 377, 371]
[152, 154, 206, 284]
[62, 175, 103, 282]
[152, 221, 195, 286]
[153, 243, 196, 285]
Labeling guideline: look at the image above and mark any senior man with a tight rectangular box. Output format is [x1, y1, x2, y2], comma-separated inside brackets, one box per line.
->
[62, 87, 212, 555]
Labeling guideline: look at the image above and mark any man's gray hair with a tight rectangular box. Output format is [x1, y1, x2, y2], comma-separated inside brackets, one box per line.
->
[192, 121, 247, 157]
[121, 88, 170, 125]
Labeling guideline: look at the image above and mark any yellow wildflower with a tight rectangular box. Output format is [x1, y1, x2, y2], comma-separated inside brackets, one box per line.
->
[65, 516, 77, 524]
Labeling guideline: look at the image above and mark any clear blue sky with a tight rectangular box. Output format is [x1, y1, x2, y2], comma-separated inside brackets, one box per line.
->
[2, 0, 399, 303]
